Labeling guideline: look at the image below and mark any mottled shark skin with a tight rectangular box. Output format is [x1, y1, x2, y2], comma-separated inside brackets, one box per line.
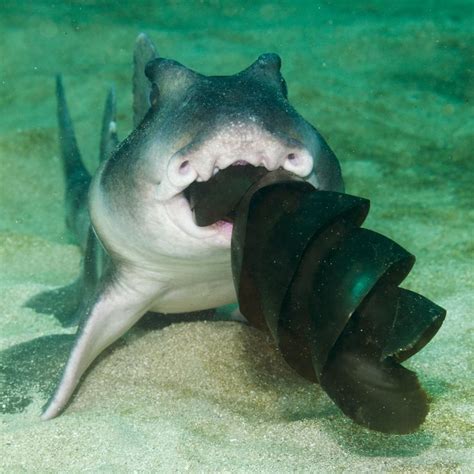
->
[41, 33, 344, 420]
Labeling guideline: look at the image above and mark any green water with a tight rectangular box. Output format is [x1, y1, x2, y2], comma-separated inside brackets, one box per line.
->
[1, 1, 473, 471]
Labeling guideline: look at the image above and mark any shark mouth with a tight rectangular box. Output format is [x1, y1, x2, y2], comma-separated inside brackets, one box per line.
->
[184, 163, 309, 236]
[184, 164, 269, 227]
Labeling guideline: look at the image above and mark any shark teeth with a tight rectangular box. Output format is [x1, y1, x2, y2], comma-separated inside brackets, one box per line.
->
[190, 160, 254, 184]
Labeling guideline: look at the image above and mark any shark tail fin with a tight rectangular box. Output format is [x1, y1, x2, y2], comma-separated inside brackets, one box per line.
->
[56, 75, 91, 249]
[133, 33, 157, 128]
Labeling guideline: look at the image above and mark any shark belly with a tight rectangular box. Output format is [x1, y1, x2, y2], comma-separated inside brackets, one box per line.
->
[148, 274, 236, 313]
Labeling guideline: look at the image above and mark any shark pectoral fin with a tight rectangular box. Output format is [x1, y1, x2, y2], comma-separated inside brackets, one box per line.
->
[133, 33, 157, 127]
[41, 270, 155, 420]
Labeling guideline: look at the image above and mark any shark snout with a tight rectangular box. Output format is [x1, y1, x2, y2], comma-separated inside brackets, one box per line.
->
[166, 125, 314, 190]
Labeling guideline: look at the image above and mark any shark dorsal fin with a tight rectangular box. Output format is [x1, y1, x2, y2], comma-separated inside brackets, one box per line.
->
[133, 33, 158, 127]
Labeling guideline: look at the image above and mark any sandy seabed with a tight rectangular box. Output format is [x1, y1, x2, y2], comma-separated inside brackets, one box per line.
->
[1, 1, 473, 472]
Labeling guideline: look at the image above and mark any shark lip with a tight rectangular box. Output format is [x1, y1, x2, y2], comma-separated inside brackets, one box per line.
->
[160, 162, 264, 245]
[168, 161, 302, 243]
[163, 193, 229, 243]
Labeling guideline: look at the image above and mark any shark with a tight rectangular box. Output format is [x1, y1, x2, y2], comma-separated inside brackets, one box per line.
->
[39, 33, 344, 420]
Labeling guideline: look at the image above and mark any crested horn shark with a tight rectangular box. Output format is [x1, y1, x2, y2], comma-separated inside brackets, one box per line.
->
[40, 33, 344, 420]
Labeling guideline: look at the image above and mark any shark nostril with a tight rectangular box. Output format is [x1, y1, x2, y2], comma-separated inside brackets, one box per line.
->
[179, 160, 190, 174]
[285, 152, 301, 168]
[283, 150, 313, 177]
[167, 156, 197, 190]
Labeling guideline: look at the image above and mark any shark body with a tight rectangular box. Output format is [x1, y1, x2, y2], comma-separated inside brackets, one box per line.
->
[41, 34, 344, 420]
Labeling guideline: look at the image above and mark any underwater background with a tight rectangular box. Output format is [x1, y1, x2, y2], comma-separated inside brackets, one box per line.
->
[0, 0, 473, 471]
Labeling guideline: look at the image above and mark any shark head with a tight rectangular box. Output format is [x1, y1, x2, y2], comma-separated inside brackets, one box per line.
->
[90, 53, 344, 273]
